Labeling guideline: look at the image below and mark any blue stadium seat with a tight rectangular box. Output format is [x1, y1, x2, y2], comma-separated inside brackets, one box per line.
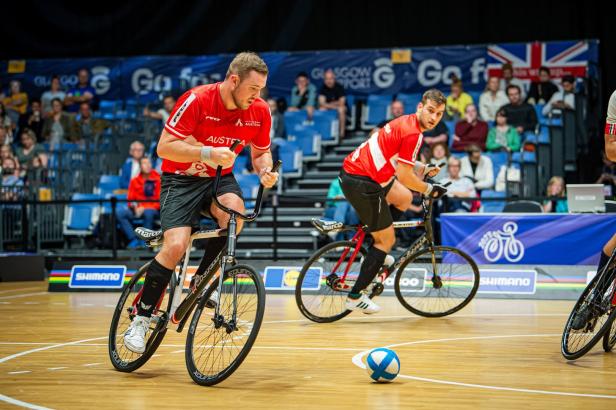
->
[99, 100, 120, 120]
[97, 175, 121, 196]
[283, 110, 308, 132]
[235, 174, 260, 208]
[63, 193, 101, 236]
[484, 151, 509, 179]
[312, 110, 339, 144]
[276, 139, 303, 177]
[287, 124, 322, 161]
[233, 155, 248, 174]
[537, 126, 550, 144]
[445, 120, 456, 149]
[512, 151, 537, 164]
[345, 94, 357, 131]
[481, 190, 506, 213]
[363, 95, 393, 127]
[396, 93, 422, 113]
[467, 90, 482, 104]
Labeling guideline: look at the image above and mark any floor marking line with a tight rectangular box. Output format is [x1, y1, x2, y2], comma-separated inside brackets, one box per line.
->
[351, 333, 616, 400]
[0, 292, 47, 300]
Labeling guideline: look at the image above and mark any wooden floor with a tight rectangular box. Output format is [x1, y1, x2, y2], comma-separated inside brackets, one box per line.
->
[0, 281, 615, 410]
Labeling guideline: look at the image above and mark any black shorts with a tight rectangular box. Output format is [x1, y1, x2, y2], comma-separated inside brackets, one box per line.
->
[339, 170, 395, 233]
[159, 173, 244, 232]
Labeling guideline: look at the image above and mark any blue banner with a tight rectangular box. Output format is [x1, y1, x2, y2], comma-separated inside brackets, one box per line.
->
[441, 214, 614, 266]
[1, 40, 599, 102]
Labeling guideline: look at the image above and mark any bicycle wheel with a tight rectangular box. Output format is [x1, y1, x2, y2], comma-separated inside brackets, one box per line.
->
[603, 317, 616, 352]
[295, 240, 367, 323]
[108, 262, 174, 372]
[394, 246, 479, 317]
[561, 269, 616, 360]
[185, 264, 265, 386]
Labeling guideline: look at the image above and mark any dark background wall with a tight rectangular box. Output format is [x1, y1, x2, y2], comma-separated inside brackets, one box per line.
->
[3, 0, 614, 106]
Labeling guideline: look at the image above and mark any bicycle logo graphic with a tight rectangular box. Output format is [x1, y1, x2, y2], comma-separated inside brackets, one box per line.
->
[478, 222, 525, 263]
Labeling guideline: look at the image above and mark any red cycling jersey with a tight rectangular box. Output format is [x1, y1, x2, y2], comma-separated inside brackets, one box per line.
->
[342, 114, 423, 184]
[162, 83, 271, 177]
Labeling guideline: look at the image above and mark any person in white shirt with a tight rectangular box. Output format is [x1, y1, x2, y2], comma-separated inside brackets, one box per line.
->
[479, 76, 509, 121]
[542, 75, 576, 117]
[606, 89, 616, 161]
[143, 95, 176, 123]
[499, 63, 526, 100]
[41, 76, 66, 116]
[442, 156, 476, 212]
[460, 144, 494, 192]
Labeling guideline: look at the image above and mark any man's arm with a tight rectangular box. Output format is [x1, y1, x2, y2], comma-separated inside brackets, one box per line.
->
[605, 92, 616, 161]
[250, 147, 278, 188]
[396, 162, 430, 194]
[156, 129, 235, 167]
[606, 133, 616, 162]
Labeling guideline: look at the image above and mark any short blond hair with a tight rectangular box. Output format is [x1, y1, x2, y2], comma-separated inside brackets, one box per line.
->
[226, 52, 269, 80]
[421, 89, 447, 106]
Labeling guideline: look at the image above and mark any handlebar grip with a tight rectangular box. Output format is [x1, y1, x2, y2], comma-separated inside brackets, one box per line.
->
[271, 160, 282, 173]
[230, 139, 241, 151]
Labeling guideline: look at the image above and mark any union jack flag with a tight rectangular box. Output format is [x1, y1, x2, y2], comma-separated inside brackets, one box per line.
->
[487, 41, 590, 81]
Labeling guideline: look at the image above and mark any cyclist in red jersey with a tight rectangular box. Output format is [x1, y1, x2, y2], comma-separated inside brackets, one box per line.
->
[339, 89, 449, 313]
[124, 52, 279, 353]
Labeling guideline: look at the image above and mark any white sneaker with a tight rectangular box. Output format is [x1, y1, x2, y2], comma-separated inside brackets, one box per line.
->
[345, 294, 381, 314]
[123, 315, 150, 353]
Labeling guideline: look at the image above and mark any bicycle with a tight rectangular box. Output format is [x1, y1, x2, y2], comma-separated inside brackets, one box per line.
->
[295, 194, 480, 323]
[561, 247, 616, 360]
[109, 141, 281, 385]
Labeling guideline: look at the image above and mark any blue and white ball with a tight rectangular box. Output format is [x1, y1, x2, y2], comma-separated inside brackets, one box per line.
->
[364, 348, 400, 382]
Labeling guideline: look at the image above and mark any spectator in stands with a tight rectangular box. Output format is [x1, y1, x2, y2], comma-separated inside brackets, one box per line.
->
[324, 177, 359, 240]
[486, 109, 521, 152]
[42, 98, 77, 147]
[542, 75, 576, 117]
[21, 99, 44, 142]
[527, 66, 558, 105]
[143, 95, 176, 123]
[73, 102, 109, 144]
[2, 80, 28, 125]
[0, 103, 13, 136]
[0, 145, 14, 161]
[542, 176, 568, 213]
[451, 104, 488, 152]
[0, 127, 10, 147]
[479, 76, 509, 122]
[318, 69, 347, 139]
[372, 100, 405, 135]
[0, 157, 23, 201]
[442, 156, 476, 212]
[499, 63, 526, 99]
[120, 141, 145, 189]
[422, 119, 449, 146]
[460, 144, 494, 192]
[15, 129, 47, 170]
[446, 80, 473, 120]
[41, 75, 66, 116]
[288, 72, 317, 119]
[118, 157, 161, 249]
[268, 98, 285, 140]
[501, 85, 538, 134]
[596, 151, 616, 196]
[64, 68, 96, 112]
[429, 142, 450, 181]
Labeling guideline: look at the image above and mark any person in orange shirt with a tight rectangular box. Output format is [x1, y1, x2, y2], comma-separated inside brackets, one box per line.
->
[3, 80, 28, 124]
[118, 157, 161, 248]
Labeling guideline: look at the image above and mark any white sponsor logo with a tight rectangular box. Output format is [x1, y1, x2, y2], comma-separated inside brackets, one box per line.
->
[418, 57, 485, 87]
[372, 58, 395, 89]
[90, 66, 111, 95]
[244, 120, 261, 127]
[76, 272, 121, 281]
[235, 119, 244, 127]
[205, 116, 221, 121]
[478, 222, 525, 263]
[131, 68, 172, 95]
[384, 123, 391, 134]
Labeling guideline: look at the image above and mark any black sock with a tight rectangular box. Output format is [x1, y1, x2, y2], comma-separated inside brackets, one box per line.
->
[598, 251, 611, 274]
[350, 246, 387, 297]
[389, 205, 404, 222]
[194, 236, 227, 279]
[137, 259, 174, 317]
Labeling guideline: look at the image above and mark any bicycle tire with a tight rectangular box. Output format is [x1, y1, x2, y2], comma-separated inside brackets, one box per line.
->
[185, 264, 265, 386]
[394, 246, 479, 317]
[295, 240, 367, 323]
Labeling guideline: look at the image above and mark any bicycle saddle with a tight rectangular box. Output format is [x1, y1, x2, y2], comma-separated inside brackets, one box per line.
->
[134, 227, 163, 242]
[311, 218, 344, 233]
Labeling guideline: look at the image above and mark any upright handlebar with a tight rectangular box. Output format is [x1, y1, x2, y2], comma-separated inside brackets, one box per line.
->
[211, 139, 281, 222]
